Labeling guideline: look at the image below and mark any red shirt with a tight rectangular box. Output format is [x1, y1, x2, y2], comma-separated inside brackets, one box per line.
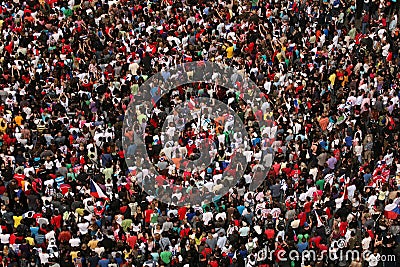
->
[265, 229, 275, 240]
[156, 175, 166, 186]
[339, 221, 348, 236]
[298, 212, 307, 226]
[202, 247, 212, 257]
[127, 235, 137, 249]
[180, 228, 190, 238]
[304, 202, 312, 213]
[33, 213, 43, 221]
[58, 231, 71, 243]
[51, 215, 62, 229]
[178, 207, 187, 221]
[272, 163, 281, 175]
[309, 236, 321, 248]
[14, 173, 25, 187]
[367, 229, 375, 239]
[325, 207, 332, 219]
[144, 209, 153, 223]
[9, 234, 16, 244]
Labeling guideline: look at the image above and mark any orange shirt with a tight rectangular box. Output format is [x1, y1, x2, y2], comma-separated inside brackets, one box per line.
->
[319, 117, 329, 131]
[316, 30, 321, 42]
[172, 157, 182, 169]
[14, 116, 23, 126]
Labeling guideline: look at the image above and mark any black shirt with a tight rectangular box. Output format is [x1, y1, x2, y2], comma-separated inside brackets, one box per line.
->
[88, 255, 100, 267]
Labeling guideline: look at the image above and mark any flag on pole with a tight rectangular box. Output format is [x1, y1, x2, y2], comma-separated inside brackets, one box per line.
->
[90, 179, 109, 201]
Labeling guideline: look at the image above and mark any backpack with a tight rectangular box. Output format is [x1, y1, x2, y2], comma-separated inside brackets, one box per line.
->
[266, 220, 275, 229]
[277, 218, 285, 230]
[20, 259, 28, 267]
[219, 255, 231, 266]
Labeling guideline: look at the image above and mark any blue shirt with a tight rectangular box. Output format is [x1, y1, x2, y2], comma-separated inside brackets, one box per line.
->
[237, 205, 245, 215]
[345, 136, 353, 147]
[115, 257, 123, 266]
[30, 227, 39, 237]
[364, 173, 372, 183]
[187, 213, 196, 222]
[298, 242, 308, 253]
[98, 259, 109, 267]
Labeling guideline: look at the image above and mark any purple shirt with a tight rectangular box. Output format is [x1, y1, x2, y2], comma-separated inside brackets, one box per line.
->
[327, 157, 337, 169]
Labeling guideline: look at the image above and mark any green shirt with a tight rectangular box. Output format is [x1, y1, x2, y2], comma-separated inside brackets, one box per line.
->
[160, 251, 172, 264]
[138, 113, 147, 124]
[131, 84, 139, 95]
[316, 179, 325, 190]
[63, 8, 73, 17]
[102, 168, 113, 180]
[67, 172, 76, 181]
[348, 28, 356, 39]
[150, 213, 158, 224]
[121, 219, 132, 232]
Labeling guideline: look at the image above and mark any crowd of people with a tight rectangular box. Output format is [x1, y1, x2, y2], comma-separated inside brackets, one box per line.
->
[0, 0, 399, 266]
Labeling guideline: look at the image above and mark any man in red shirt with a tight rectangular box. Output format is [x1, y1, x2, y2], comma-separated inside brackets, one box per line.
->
[304, 197, 312, 214]
[309, 233, 322, 248]
[339, 219, 348, 237]
[144, 206, 153, 226]
[126, 231, 137, 249]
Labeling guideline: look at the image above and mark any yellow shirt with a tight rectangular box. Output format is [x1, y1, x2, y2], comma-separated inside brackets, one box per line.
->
[342, 75, 349, 87]
[276, 52, 283, 62]
[329, 73, 336, 85]
[25, 237, 35, 246]
[378, 191, 386, 201]
[0, 118, 6, 133]
[70, 251, 79, 261]
[75, 208, 85, 217]
[124, 250, 131, 259]
[194, 236, 202, 245]
[88, 239, 99, 250]
[226, 46, 234, 59]
[13, 216, 23, 228]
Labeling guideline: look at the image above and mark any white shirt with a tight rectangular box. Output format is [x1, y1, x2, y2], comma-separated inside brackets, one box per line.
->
[203, 212, 213, 225]
[243, 150, 253, 162]
[39, 252, 50, 264]
[0, 234, 10, 244]
[77, 222, 89, 235]
[362, 236, 372, 250]
[367, 253, 380, 267]
[69, 237, 81, 247]
[347, 185, 356, 200]
[45, 231, 56, 241]
[217, 236, 227, 249]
